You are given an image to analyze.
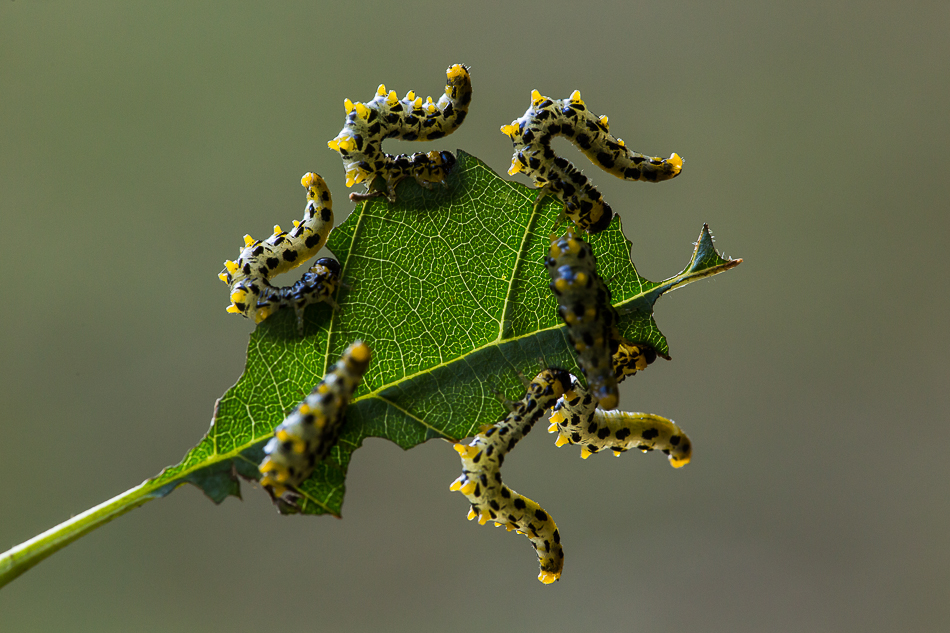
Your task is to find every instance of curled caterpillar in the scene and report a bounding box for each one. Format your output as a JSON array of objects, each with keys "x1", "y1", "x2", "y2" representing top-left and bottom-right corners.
[
  {"x1": 613, "y1": 338, "x2": 658, "y2": 380},
  {"x1": 502, "y1": 90, "x2": 683, "y2": 233},
  {"x1": 259, "y1": 341, "x2": 372, "y2": 508},
  {"x1": 548, "y1": 339, "x2": 690, "y2": 466},
  {"x1": 545, "y1": 231, "x2": 619, "y2": 410},
  {"x1": 449, "y1": 368, "x2": 572, "y2": 584},
  {"x1": 219, "y1": 172, "x2": 338, "y2": 333},
  {"x1": 327, "y1": 64, "x2": 472, "y2": 201}
]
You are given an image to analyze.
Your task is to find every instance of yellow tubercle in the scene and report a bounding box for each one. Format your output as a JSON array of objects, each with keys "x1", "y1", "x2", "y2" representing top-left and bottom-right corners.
[
  {"x1": 461, "y1": 481, "x2": 477, "y2": 496},
  {"x1": 350, "y1": 342, "x2": 372, "y2": 363},
  {"x1": 376, "y1": 84, "x2": 386, "y2": 97},
  {"x1": 613, "y1": 450, "x2": 623, "y2": 457},
  {"x1": 226, "y1": 304, "x2": 241, "y2": 314},
  {"x1": 276, "y1": 429, "x2": 290, "y2": 442},
  {"x1": 230, "y1": 289, "x2": 247, "y2": 303},
  {"x1": 405, "y1": 90, "x2": 415, "y2": 101},
  {"x1": 530, "y1": 89, "x2": 543, "y2": 105},
  {"x1": 387, "y1": 90, "x2": 398, "y2": 105},
  {"x1": 599, "y1": 115, "x2": 609, "y2": 129},
  {"x1": 554, "y1": 278, "x2": 570, "y2": 293},
  {"x1": 218, "y1": 272, "x2": 229, "y2": 283},
  {"x1": 412, "y1": 97, "x2": 423, "y2": 109},
  {"x1": 344, "y1": 98, "x2": 355, "y2": 114},
  {"x1": 555, "y1": 435, "x2": 570, "y2": 447},
  {"x1": 449, "y1": 477, "x2": 463, "y2": 492},
  {"x1": 477, "y1": 513, "x2": 490, "y2": 526},
  {"x1": 453, "y1": 443, "x2": 466, "y2": 455},
  {"x1": 617, "y1": 138, "x2": 625, "y2": 147},
  {"x1": 500, "y1": 123, "x2": 519, "y2": 138},
  {"x1": 467, "y1": 508, "x2": 477, "y2": 521},
  {"x1": 224, "y1": 260, "x2": 239, "y2": 274},
  {"x1": 253, "y1": 307, "x2": 272, "y2": 323},
  {"x1": 355, "y1": 103, "x2": 370, "y2": 120},
  {"x1": 298, "y1": 403, "x2": 311, "y2": 415},
  {"x1": 259, "y1": 459, "x2": 277, "y2": 474},
  {"x1": 569, "y1": 90, "x2": 583, "y2": 104},
  {"x1": 446, "y1": 64, "x2": 466, "y2": 81},
  {"x1": 273, "y1": 225, "x2": 282, "y2": 235},
  {"x1": 547, "y1": 423, "x2": 557, "y2": 433},
  {"x1": 580, "y1": 448, "x2": 593, "y2": 459},
  {"x1": 508, "y1": 159, "x2": 522, "y2": 176},
  {"x1": 243, "y1": 234, "x2": 255, "y2": 247}
]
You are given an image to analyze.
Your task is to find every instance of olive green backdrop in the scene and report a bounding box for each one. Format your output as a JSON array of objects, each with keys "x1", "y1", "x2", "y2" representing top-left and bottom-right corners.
[{"x1": 2, "y1": 1, "x2": 948, "y2": 631}]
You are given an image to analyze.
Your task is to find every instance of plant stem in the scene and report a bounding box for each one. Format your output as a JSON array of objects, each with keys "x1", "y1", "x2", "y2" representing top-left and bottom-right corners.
[{"x1": 0, "y1": 479, "x2": 167, "y2": 589}]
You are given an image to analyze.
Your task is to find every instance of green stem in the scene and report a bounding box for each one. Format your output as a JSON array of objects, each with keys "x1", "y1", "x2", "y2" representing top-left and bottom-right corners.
[{"x1": 0, "y1": 478, "x2": 168, "y2": 588}]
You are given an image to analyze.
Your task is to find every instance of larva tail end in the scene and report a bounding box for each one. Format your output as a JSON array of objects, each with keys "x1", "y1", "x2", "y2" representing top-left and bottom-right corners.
[
  {"x1": 538, "y1": 571, "x2": 560, "y2": 584},
  {"x1": 668, "y1": 153, "x2": 684, "y2": 175}
]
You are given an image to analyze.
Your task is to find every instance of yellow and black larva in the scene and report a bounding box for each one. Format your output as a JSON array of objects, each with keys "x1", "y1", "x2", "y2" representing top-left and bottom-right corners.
[
  {"x1": 449, "y1": 368, "x2": 572, "y2": 584},
  {"x1": 219, "y1": 172, "x2": 338, "y2": 333},
  {"x1": 547, "y1": 340, "x2": 691, "y2": 466},
  {"x1": 545, "y1": 231, "x2": 620, "y2": 410},
  {"x1": 259, "y1": 341, "x2": 372, "y2": 508},
  {"x1": 327, "y1": 64, "x2": 472, "y2": 201},
  {"x1": 502, "y1": 90, "x2": 683, "y2": 233}
]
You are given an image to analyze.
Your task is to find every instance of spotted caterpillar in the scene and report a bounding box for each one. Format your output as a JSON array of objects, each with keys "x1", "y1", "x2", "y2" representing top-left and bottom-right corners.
[
  {"x1": 502, "y1": 90, "x2": 683, "y2": 233},
  {"x1": 327, "y1": 64, "x2": 472, "y2": 201},
  {"x1": 259, "y1": 341, "x2": 372, "y2": 509},
  {"x1": 548, "y1": 340, "x2": 690, "y2": 466},
  {"x1": 545, "y1": 231, "x2": 619, "y2": 410},
  {"x1": 450, "y1": 368, "x2": 572, "y2": 584},
  {"x1": 219, "y1": 173, "x2": 338, "y2": 333}
]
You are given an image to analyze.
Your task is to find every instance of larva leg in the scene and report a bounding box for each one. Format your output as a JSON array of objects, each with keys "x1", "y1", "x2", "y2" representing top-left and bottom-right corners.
[
  {"x1": 259, "y1": 341, "x2": 372, "y2": 510},
  {"x1": 502, "y1": 89, "x2": 683, "y2": 234},
  {"x1": 328, "y1": 65, "x2": 472, "y2": 201},
  {"x1": 219, "y1": 173, "x2": 337, "y2": 330},
  {"x1": 449, "y1": 369, "x2": 572, "y2": 584},
  {"x1": 545, "y1": 232, "x2": 620, "y2": 409}
]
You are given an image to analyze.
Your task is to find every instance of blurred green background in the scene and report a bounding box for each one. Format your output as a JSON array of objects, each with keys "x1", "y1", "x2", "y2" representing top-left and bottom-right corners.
[{"x1": 2, "y1": 1, "x2": 948, "y2": 631}]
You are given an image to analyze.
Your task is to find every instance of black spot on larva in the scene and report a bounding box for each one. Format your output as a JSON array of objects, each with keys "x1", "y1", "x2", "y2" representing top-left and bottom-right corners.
[
  {"x1": 282, "y1": 250, "x2": 298, "y2": 263},
  {"x1": 266, "y1": 257, "x2": 279, "y2": 270},
  {"x1": 320, "y1": 207, "x2": 332, "y2": 222},
  {"x1": 596, "y1": 151, "x2": 615, "y2": 169},
  {"x1": 514, "y1": 498, "x2": 527, "y2": 510},
  {"x1": 489, "y1": 500, "x2": 500, "y2": 511},
  {"x1": 534, "y1": 508, "x2": 547, "y2": 522},
  {"x1": 669, "y1": 435, "x2": 681, "y2": 446},
  {"x1": 615, "y1": 427, "x2": 631, "y2": 441},
  {"x1": 500, "y1": 486, "x2": 510, "y2": 498},
  {"x1": 597, "y1": 427, "x2": 610, "y2": 440},
  {"x1": 641, "y1": 428, "x2": 660, "y2": 440},
  {"x1": 305, "y1": 233, "x2": 322, "y2": 249}
]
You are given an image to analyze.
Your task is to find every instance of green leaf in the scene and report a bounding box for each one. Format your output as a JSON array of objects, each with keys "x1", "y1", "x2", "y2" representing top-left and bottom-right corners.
[{"x1": 150, "y1": 150, "x2": 741, "y2": 516}]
